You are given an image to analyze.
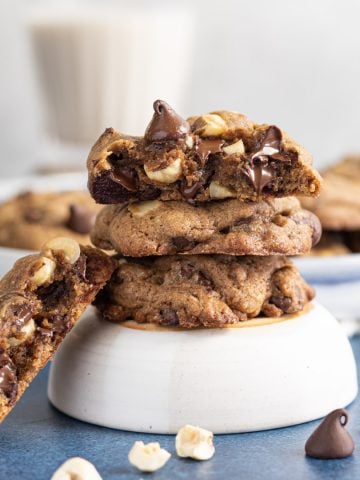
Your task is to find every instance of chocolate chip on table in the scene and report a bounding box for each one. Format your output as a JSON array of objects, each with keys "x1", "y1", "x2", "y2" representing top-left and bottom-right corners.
[
  {"x1": 67, "y1": 204, "x2": 97, "y2": 235},
  {"x1": 305, "y1": 409, "x2": 355, "y2": 459},
  {"x1": 144, "y1": 99, "x2": 190, "y2": 143}
]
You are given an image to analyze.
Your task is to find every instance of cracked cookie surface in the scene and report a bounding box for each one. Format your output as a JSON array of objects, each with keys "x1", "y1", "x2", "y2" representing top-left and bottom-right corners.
[
  {"x1": 94, "y1": 255, "x2": 314, "y2": 328},
  {"x1": 0, "y1": 239, "x2": 116, "y2": 421},
  {"x1": 0, "y1": 191, "x2": 102, "y2": 250},
  {"x1": 87, "y1": 100, "x2": 322, "y2": 204},
  {"x1": 91, "y1": 197, "x2": 321, "y2": 257}
]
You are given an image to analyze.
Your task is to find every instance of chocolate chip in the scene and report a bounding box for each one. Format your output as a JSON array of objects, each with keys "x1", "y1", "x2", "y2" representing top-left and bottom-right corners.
[
  {"x1": 242, "y1": 161, "x2": 275, "y2": 196},
  {"x1": 89, "y1": 170, "x2": 135, "y2": 204},
  {"x1": 51, "y1": 314, "x2": 71, "y2": 334},
  {"x1": 172, "y1": 236, "x2": 196, "y2": 251},
  {"x1": 0, "y1": 349, "x2": 17, "y2": 404},
  {"x1": 67, "y1": 204, "x2": 97, "y2": 235},
  {"x1": 180, "y1": 181, "x2": 202, "y2": 201},
  {"x1": 144, "y1": 100, "x2": 190, "y2": 143},
  {"x1": 269, "y1": 295, "x2": 292, "y2": 313},
  {"x1": 195, "y1": 138, "x2": 224, "y2": 163},
  {"x1": 74, "y1": 254, "x2": 87, "y2": 282},
  {"x1": 110, "y1": 167, "x2": 138, "y2": 192},
  {"x1": 12, "y1": 303, "x2": 33, "y2": 329},
  {"x1": 305, "y1": 409, "x2": 355, "y2": 459},
  {"x1": 160, "y1": 309, "x2": 179, "y2": 326}
]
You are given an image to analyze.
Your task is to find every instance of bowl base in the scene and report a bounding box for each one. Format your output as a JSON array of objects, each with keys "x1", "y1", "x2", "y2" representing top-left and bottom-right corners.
[{"x1": 48, "y1": 303, "x2": 358, "y2": 434}]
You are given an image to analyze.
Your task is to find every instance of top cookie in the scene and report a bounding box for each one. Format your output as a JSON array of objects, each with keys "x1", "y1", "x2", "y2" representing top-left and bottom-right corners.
[
  {"x1": 87, "y1": 100, "x2": 322, "y2": 204},
  {"x1": 302, "y1": 155, "x2": 360, "y2": 230}
]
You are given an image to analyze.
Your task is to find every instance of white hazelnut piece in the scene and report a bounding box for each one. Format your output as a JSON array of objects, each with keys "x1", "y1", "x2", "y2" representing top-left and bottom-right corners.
[
  {"x1": 176, "y1": 425, "x2": 215, "y2": 461},
  {"x1": 128, "y1": 200, "x2": 161, "y2": 218},
  {"x1": 209, "y1": 181, "x2": 236, "y2": 199},
  {"x1": 144, "y1": 158, "x2": 182, "y2": 184},
  {"x1": 8, "y1": 319, "x2": 36, "y2": 347},
  {"x1": 128, "y1": 441, "x2": 171, "y2": 472},
  {"x1": 223, "y1": 139, "x2": 245, "y2": 155},
  {"x1": 51, "y1": 457, "x2": 102, "y2": 480},
  {"x1": 31, "y1": 257, "x2": 56, "y2": 286},
  {"x1": 185, "y1": 135, "x2": 194, "y2": 149},
  {"x1": 200, "y1": 114, "x2": 227, "y2": 136},
  {"x1": 42, "y1": 237, "x2": 81, "y2": 264}
]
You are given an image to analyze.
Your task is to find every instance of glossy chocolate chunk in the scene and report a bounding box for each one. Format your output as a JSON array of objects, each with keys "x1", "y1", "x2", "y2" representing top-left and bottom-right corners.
[
  {"x1": 145, "y1": 100, "x2": 190, "y2": 143},
  {"x1": 305, "y1": 409, "x2": 355, "y2": 459},
  {"x1": 195, "y1": 138, "x2": 224, "y2": 162}
]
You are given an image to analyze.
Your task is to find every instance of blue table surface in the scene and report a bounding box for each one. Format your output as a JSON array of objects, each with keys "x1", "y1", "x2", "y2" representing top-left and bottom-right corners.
[{"x1": 1, "y1": 337, "x2": 360, "y2": 480}]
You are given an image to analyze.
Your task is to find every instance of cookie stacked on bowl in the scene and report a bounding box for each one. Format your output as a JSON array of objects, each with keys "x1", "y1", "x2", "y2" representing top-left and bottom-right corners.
[{"x1": 87, "y1": 101, "x2": 322, "y2": 328}]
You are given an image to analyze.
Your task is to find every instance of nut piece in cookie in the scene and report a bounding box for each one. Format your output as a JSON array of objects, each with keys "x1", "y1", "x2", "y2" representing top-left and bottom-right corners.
[
  {"x1": 87, "y1": 100, "x2": 322, "y2": 204},
  {"x1": 128, "y1": 441, "x2": 171, "y2": 472},
  {"x1": 94, "y1": 255, "x2": 314, "y2": 328},
  {"x1": 176, "y1": 425, "x2": 215, "y2": 460},
  {"x1": 0, "y1": 238, "x2": 116, "y2": 421}
]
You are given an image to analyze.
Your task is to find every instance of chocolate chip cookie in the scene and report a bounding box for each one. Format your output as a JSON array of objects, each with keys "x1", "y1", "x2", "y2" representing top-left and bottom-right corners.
[
  {"x1": 0, "y1": 191, "x2": 102, "y2": 250},
  {"x1": 87, "y1": 100, "x2": 322, "y2": 204},
  {"x1": 303, "y1": 155, "x2": 360, "y2": 253},
  {"x1": 0, "y1": 237, "x2": 116, "y2": 421},
  {"x1": 91, "y1": 197, "x2": 321, "y2": 257},
  {"x1": 94, "y1": 255, "x2": 314, "y2": 328}
]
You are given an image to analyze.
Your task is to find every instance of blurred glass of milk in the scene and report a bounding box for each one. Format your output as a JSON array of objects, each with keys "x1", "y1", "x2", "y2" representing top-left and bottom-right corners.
[{"x1": 28, "y1": 5, "x2": 195, "y2": 151}]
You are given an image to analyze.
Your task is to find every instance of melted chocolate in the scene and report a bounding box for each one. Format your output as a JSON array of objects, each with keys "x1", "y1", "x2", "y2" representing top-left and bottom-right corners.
[
  {"x1": 0, "y1": 349, "x2": 17, "y2": 403},
  {"x1": 179, "y1": 181, "x2": 203, "y2": 200},
  {"x1": 144, "y1": 100, "x2": 190, "y2": 143},
  {"x1": 242, "y1": 160, "x2": 275, "y2": 196},
  {"x1": 109, "y1": 168, "x2": 138, "y2": 192},
  {"x1": 305, "y1": 409, "x2": 355, "y2": 459},
  {"x1": 67, "y1": 204, "x2": 97, "y2": 235},
  {"x1": 195, "y1": 138, "x2": 224, "y2": 162},
  {"x1": 12, "y1": 303, "x2": 33, "y2": 329},
  {"x1": 243, "y1": 125, "x2": 292, "y2": 195}
]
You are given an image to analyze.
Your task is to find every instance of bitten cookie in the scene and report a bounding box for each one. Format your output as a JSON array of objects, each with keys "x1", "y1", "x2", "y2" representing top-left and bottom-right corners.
[
  {"x1": 0, "y1": 237, "x2": 116, "y2": 421},
  {"x1": 87, "y1": 100, "x2": 322, "y2": 204},
  {"x1": 0, "y1": 191, "x2": 102, "y2": 250},
  {"x1": 94, "y1": 255, "x2": 314, "y2": 328},
  {"x1": 91, "y1": 197, "x2": 321, "y2": 257}
]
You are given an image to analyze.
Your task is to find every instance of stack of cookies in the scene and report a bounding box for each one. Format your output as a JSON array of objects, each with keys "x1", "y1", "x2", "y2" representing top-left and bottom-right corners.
[{"x1": 87, "y1": 101, "x2": 322, "y2": 328}]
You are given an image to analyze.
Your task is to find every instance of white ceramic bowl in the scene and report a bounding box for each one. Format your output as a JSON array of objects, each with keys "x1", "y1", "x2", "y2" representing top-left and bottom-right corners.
[{"x1": 48, "y1": 302, "x2": 357, "y2": 434}]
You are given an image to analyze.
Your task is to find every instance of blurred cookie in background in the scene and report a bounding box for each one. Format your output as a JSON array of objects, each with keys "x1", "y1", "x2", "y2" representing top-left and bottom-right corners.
[
  {"x1": 0, "y1": 191, "x2": 102, "y2": 250},
  {"x1": 303, "y1": 155, "x2": 360, "y2": 255}
]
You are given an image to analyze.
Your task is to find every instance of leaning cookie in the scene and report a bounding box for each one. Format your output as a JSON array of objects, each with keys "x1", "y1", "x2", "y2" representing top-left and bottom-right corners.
[
  {"x1": 87, "y1": 100, "x2": 322, "y2": 204},
  {"x1": 0, "y1": 237, "x2": 116, "y2": 422},
  {"x1": 91, "y1": 197, "x2": 321, "y2": 257},
  {"x1": 0, "y1": 191, "x2": 102, "y2": 250},
  {"x1": 94, "y1": 255, "x2": 314, "y2": 328}
]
